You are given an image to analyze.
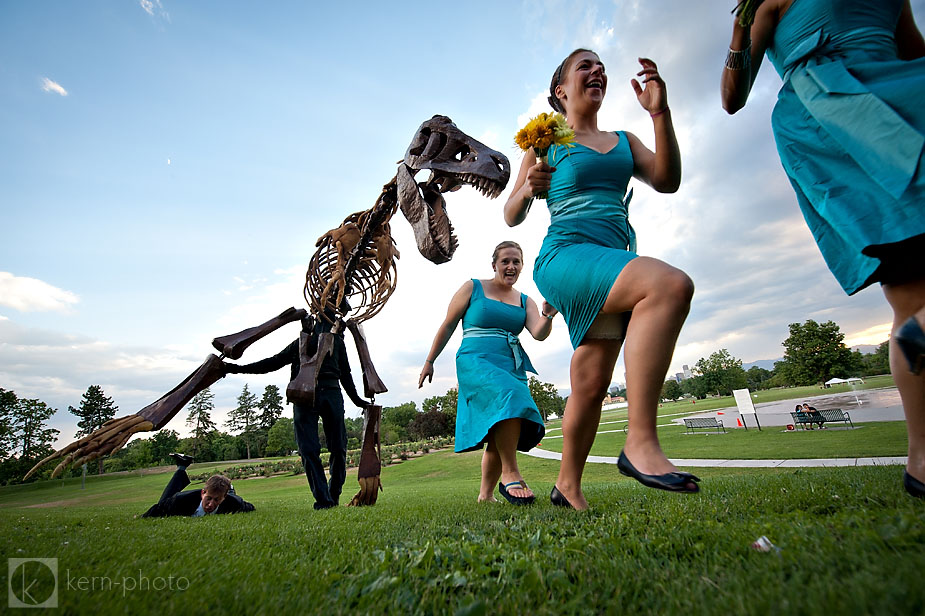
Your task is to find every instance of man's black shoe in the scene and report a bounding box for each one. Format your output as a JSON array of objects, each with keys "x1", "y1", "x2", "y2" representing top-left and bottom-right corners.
[{"x1": 169, "y1": 452, "x2": 194, "y2": 467}]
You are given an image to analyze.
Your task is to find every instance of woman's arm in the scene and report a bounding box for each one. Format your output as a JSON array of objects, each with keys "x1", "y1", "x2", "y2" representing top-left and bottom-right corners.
[
  {"x1": 524, "y1": 297, "x2": 557, "y2": 340},
  {"x1": 503, "y1": 150, "x2": 554, "y2": 227},
  {"x1": 418, "y1": 281, "x2": 473, "y2": 387},
  {"x1": 896, "y1": 0, "x2": 925, "y2": 60},
  {"x1": 721, "y1": 1, "x2": 780, "y2": 113}
]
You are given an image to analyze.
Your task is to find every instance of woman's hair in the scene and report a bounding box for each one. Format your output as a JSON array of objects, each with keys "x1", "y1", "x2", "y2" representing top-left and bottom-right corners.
[
  {"x1": 548, "y1": 48, "x2": 597, "y2": 114},
  {"x1": 492, "y1": 241, "x2": 523, "y2": 264}
]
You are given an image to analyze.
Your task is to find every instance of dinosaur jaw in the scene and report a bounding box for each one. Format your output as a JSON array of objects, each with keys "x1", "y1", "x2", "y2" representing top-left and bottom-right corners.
[{"x1": 397, "y1": 164, "x2": 458, "y2": 264}]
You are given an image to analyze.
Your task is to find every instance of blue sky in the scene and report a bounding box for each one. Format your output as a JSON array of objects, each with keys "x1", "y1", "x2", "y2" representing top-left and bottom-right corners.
[{"x1": 2, "y1": 0, "x2": 921, "y2": 446}]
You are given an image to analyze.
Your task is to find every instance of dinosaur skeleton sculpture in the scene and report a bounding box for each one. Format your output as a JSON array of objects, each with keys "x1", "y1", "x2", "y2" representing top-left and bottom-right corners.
[{"x1": 26, "y1": 116, "x2": 511, "y2": 506}]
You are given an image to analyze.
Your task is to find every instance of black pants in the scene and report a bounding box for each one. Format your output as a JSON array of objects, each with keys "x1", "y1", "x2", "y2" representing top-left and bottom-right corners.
[
  {"x1": 294, "y1": 387, "x2": 347, "y2": 509},
  {"x1": 158, "y1": 468, "x2": 190, "y2": 504}
]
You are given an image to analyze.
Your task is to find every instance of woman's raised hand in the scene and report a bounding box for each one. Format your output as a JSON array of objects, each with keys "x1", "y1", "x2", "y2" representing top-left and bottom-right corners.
[{"x1": 630, "y1": 57, "x2": 668, "y2": 115}]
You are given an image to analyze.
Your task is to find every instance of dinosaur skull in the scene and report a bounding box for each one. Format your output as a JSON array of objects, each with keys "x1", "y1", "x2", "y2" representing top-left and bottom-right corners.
[{"x1": 397, "y1": 115, "x2": 510, "y2": 264}]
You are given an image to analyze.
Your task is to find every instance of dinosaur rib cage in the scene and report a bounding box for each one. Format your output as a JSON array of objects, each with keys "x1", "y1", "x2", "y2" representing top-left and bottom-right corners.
[{"x1": 304, "y1": 197, "x2": 400, "y2": 326}]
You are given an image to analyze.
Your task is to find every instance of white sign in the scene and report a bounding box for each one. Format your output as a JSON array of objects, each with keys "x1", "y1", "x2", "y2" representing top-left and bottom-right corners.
[{"x1": 733, "y1": 388, "x2": 756, "y2": 416}]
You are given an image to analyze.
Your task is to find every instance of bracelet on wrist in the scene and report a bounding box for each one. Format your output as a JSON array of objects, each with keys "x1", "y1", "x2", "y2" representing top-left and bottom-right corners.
[
  {"x1": 424, "y1": 359, "x2": 434, "y2": 364},
  {"x1": 725, "y1": 44, "x2": 752, "y2": 70},
  {"x1": 650, "y1": 107, "x2": 669, "y2": 118},
  {"x1": 542, "y1": 312, "x2": 555, "y2": 320}
]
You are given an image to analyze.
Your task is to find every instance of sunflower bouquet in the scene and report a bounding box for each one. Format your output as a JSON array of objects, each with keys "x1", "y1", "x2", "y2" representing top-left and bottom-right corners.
[
  {"x1": 515, "y1": 112, "x2": 574, "y2": 198},
  {"x1": 732, "y1": 0, "x2": 764, "y2": 27}
]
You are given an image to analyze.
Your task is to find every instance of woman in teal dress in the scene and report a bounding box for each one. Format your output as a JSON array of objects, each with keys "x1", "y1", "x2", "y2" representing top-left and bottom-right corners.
[
  {"x1": 721, "y1": 0, "x2": 925, "y2": 498},
  {"x1": 505, "y1": 50, "x2": 698, "y2": 510},
  {"x1": 418, "y1": 241, "x2": 555, "y2": 504}
]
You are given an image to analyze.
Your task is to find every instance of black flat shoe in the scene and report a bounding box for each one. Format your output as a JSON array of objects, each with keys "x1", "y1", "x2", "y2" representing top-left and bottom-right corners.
[
  {"x1": 550, "y1": 485, "x2": 576, "y2": 509},
  {"x1": 895, "y1": 316, "x2": 925, "y2": 375},
  {"x1": 904, "y1": 470, "x2": 925, "y2": 498},
  {"x1": 499, "y1": 481, "x2": 535, "y2": 505},
  {"x1": 169, "y1": 452, "x2": 194, "y2": 467},
  {"x1": 617, "y1": 450, "x2": 700, "y2": 493}
]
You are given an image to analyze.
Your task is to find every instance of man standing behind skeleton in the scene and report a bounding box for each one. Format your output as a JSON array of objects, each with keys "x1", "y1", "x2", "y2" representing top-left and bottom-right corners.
[{"x1": 225, "y1": 315, "x2": 370, "y2": 509}]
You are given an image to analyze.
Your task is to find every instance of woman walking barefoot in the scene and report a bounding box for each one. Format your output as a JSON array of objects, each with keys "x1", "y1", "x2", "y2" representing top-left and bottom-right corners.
[{"x1": 505, "y1": 49, "x2": 697, "y2": 510}]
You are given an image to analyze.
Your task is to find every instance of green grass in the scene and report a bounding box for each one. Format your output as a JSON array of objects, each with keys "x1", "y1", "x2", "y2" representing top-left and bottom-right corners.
[
  {"x1": 544, "y1": 375, "x2": 897, "y2": 432},
  {"x1": 538, "y1": 421, "x2": 909, "y2": 459},
  {"x1": 2, "y1": 448, "x2": 923, "y2": 615}
]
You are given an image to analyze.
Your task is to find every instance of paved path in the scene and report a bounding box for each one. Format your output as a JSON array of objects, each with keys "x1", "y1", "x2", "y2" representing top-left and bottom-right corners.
[{"x1": 523, "y1": 447, "x2": 907, "y2": 468}]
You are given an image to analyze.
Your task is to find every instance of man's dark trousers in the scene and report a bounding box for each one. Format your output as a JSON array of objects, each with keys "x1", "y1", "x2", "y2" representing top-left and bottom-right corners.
[
  {"x1": 294, "y1": 382, "x2": 348, "y2": 510},
  {"x1": 159, "y1": 468, "x2": 191, "y2": 504}
]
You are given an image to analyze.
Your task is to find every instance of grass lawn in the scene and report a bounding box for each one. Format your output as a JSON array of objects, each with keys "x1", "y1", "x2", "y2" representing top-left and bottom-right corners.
[
  {"x1": 2, "y1": 447, "x2": 923, "y2": 615},
  {"x1": 537, "y1": 421, "x2": 909, "y2": 459}
]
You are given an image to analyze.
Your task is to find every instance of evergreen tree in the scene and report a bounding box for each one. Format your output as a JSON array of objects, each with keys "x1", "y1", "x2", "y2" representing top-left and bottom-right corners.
[
  {"x1": 257, "y1": 385, "x2": 284, "y2": 430},
  {"x1": 226, "y1": 384, "x2": 258, "y2": 459},
  {"x1": 12, "y1": 398, "x2": 59, "y2": 461},
  {"x1": 69, "y1": 385, "x2": 118, "y2": 473},
  {"x1": 186, "y1": 388, "x2": 217, "y2": 457},
  {"x1": 0, "y1": 388, "x2": 17, "y2": 460}
]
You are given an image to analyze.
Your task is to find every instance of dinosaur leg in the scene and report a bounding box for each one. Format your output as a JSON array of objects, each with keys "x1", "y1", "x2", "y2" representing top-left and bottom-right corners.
[
  {"x1": 348, "y1": 404, "x2": 382, "y2": 507},
  {"x1": 345, "y1": 320, "x2": 388, "y2": 398},
  {"x1": 286, "y1": 332, "x2": 335, "y2": 408}
]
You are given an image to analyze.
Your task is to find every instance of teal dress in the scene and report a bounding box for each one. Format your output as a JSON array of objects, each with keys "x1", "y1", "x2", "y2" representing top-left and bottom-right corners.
[
  {"x1": 454, "y1": 279, "x2": 545, "y2": 453},
  {"x1": 766, "y1": 0, "x2": 925, "y2": 294},
  {"x1": 534, "y1": 131, "x2": 637, "y2": 349}
]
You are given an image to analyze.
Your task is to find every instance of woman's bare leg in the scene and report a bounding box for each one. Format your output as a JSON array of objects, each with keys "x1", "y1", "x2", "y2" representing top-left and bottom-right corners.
[
  {"x1": 479, "y1": 436, "x2": 501, "y2": 502},
  {"x1": 602, "y1": 257, "x2": 694, "y2": 477},
  {"x1": 493, "y1": 418, "x2": 534, "y2": 499},
  {"x1": 555, "y1": 339, "x2": 621, "y2": 510},
  {"x1": 882, "y1": 280, "x2": 925, "y2": 484}
]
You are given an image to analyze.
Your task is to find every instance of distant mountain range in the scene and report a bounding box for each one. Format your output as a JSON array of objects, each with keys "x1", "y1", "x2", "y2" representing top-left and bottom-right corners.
[{"x1": 743, "y1": 345, "x2": 878, "y2": 371}]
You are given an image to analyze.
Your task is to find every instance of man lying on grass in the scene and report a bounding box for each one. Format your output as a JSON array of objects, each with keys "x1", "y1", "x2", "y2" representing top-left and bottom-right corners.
[{"x1": 141, "y1": 453, "x2": 255, "y2": 518}]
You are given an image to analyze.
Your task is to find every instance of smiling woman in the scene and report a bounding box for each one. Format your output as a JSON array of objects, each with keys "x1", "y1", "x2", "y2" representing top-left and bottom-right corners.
[{"x1": 417, "y1": 241, "x2": 556, "y2": 505}]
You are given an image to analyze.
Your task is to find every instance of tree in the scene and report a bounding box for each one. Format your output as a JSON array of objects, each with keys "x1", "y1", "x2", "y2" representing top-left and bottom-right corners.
[
  {"x1": 265, "y1": 417, "x2": 296, "y2": 456},
  {"x1": 150, "y1": 430, "x2": 181, "y2": 465},
  {"x1": 408, "y1": 410, "x2": 453, "y2": 440},
  {"x1": 858, "y1": 340, "x2": 890, "y2": 376},
  {"x1": 257, "y1": 385, "x2": 284, "y2": 429},
  {"x1": 422, "y1": 389, "x2": 458, "y2": 430},
  {"x1": 11, "y1": 397, "x2": 59, "y2": 462},
  {"x1": 226, "y1": 384, "x2": 259, "y2": 459},
  {"x1": 68, "y1": 385, "x2": 118, "y2": 474},
  {"x1": 0, "y1": 388, "x2": 16, "y2": 460},
  {"x1": 381, "y1": 402, "x2": 418, "y2": 444},
  {"x1": 745, "y1": 366, "x2": 773, "y2": 391},
  {"x1": 693, "y1": 349, "x2": 747, "y2": 396},
  {"x1": 778, "y1": 320, "x2": 856, "y2": 385},
  {"x1": 661, "y1": 379, "x2": 683, "y2": 401},
  {"x1": 254, "y1": 385, "x2": 284, "y2": 456},
  {"x1": 528, "y1": 377, "x2": 565, "y2": 420},
  {"x1": 186, "y1": 388, "x2": 217, "y2": 457}
]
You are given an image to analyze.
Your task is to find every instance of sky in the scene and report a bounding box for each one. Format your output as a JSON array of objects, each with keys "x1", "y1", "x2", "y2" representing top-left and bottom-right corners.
[{"x1": 2, "y1": 0, "x2": 922, "y2": 447}]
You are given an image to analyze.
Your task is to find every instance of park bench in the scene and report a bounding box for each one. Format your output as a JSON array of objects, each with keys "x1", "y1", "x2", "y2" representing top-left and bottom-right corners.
[
  {"x1": 790, "y1": 411, "x2": 824, "y2": 430},
  {"x1": 683, "y1": 417, "x2": 725, "y2": 434},
  {"x1": 819, "y1": 408, "x2": 854, "y2": 428}
]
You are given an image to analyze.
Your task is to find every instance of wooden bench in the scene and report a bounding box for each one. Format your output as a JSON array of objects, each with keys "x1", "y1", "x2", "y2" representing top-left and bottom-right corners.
[
  {"x1": 819, "y1": 408, "x2": 854, "y2": 428},
  {"x1": 790, "y1": 411, "x2": 825, "y2": 430},
  {"x1": 683, "y1": 417, "x2": 725, "y2": 434}
]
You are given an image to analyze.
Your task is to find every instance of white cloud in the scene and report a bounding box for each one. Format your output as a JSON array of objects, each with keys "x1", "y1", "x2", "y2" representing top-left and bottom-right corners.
[
  {"x1": 139, "y1": 0, "x2": 169, "y2": 21},
  {"x1": 0, "y1": 272, "x2": 79, "y2": 313},
  {"x1": 40, "y1": 77, "x2": 67, "y2": 96}
]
